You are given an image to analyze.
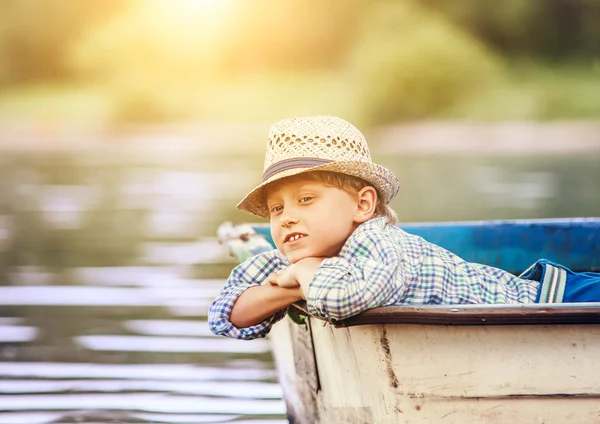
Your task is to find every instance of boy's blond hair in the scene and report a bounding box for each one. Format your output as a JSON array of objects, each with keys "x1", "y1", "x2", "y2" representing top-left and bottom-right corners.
[{"x1": 266, "y1": 171, "x2": 399, "y2": 225}]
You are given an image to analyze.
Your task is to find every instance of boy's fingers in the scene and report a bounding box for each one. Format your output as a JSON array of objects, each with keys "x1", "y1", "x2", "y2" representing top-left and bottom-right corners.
[
  {"x1": 267, "y1": 273, "x2": 279, "y2": 285},
  {"x1": 267, "y1": 269, "x2": 300, "y2": 288}
]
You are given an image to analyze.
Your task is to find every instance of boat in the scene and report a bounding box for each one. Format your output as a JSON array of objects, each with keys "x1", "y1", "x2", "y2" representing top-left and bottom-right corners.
[{"x1": 219, "y1": 218, "x2": 600, "y2": 424}]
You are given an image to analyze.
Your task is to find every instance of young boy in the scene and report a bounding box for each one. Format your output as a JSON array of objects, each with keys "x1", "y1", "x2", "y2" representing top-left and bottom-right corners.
[{"x1": 209, "y1": 116, "x2": 600, "y2": 340}]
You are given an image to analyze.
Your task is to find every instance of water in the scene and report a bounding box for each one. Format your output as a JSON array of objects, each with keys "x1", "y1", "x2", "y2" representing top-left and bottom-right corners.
[
  {"x1": 0, "y1": 265, "x2": 287, "y2": 423},
  {"x1": 0, "y1": 149, "x2": 286, "y2": 423}
]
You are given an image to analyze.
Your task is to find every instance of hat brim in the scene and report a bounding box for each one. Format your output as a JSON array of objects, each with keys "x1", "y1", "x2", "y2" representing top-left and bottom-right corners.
[{"x1": 237, "y1": 161, "x2": 399, "y2": 218}]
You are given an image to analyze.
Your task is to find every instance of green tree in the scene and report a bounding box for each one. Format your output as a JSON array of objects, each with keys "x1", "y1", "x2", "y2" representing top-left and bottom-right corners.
[
  {"x1": 421, "y1": 0, "x2": 600, "y2": 59},
  {"x1": 351, "y1": 1, "x2": 504, "y2": 124}
]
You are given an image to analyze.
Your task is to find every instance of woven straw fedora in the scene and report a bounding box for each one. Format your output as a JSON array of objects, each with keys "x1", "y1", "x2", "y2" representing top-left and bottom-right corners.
[{"x1": 237, "y1": 116, "x2": 399, "y2": 218}]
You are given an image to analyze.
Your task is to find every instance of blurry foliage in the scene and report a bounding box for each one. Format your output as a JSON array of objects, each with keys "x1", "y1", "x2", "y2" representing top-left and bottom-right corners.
[
  {"x1": 0, "y1": 0, "x2": 128, "y2": 85},
  {"x1": 507, "y1": 64, "x2": 600, "y2": 120},
  {"x1": 421, "y1": 0, "x2": 600, "y2": 59},
  {"x1": 0, "y1": 0, "x2": 599, "y2": 124},
  {"x1": 350, "y1": 2, "x2": 505, "y2": 124},
  {"x1": 446, "y1": 62, "x2": 600, "y2": 121}
]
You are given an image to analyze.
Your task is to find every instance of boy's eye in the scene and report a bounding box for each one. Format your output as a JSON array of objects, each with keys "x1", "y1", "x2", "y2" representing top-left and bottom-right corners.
[
  {"x1": 299, "y1": 196, "x2": 313, "y2": 203},
  {"x1": 270, "y1": 205, "x2": 283, "y2": 214}
]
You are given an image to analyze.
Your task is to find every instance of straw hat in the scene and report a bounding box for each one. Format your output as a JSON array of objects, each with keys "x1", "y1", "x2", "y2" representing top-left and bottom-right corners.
[{"x1": 237, "y1": 116, "x2": 399, "y2": 218}]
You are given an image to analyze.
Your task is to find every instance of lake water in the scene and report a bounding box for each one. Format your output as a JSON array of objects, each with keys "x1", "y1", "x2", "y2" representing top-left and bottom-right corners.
[
  {"x1": 0, "y1": 267, "x2": 287, "y2": 424},
  {"x1": 0, "y1": 136, "x2": 598, "y2": 423},
  {"x1": 0, "y1": 148, "x2": 287, "y2": 423}
]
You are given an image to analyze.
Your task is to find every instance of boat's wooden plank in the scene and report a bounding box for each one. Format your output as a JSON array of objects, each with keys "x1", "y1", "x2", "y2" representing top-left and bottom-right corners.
[
  {"x1": 314, "y1": 397, "x2": 600, "y2": 424},
  {"x1": 306, "y1": 319, "x2": 600, "y2": 423},
  {"x1": 253, "y1": 218, "x2": 600, "y2": 273},
  {"x1": 374, "y1": 324, "x2": 600, "y2": 397},
  {"x1": 269, "y1": 319, "x2": 318, "y2": 424}
]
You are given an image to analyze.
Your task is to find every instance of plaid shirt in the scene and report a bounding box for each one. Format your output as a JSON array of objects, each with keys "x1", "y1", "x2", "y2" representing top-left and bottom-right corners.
[{"x1": 209, "y1": 217, "x2": 539, "y2": 340}]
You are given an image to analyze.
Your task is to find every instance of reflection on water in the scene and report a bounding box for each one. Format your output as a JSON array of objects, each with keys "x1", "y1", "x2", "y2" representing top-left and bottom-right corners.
[
  {"x1": 0, "y1": 394, "x2": 285, "y2": 415},
  {"x1": 1, "y1": 286, "x2": 218, "y2": 308},
  {"x1": 0, "y1": 380, "x2": 282, "y2": 399},
  {"x1": 0, "y1": 150, "x2": 286, "y2": 422},
  {"x1": 76, "y1": 335, "x2": 271, "y2": 354},
  {"x1": 122, "y1": 319, "x2": 217, "y2": 337},
  {"x1": 0, "y1": 323, "x2": 37, "y2": 342},
  {"x1": 0, "y1": 363, "x2": 276, "y2": 381},
  {"x1": 0, "y1": 275, "x2": 285, "y2": 422},
  {"x1": 0, "y1": 415, "x2": 285, "y2": 424},
  {"x1": 0, "y1": 272, "x2": 285, "y2": 422}
]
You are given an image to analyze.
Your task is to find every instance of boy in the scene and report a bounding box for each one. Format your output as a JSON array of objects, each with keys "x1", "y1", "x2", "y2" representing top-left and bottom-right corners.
[{"x1": 209, "y1": 116, "x2": 600, "y2": 340}]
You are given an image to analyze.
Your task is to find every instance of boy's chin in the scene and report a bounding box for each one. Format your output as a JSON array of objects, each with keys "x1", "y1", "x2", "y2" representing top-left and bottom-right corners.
[
  {"x1": 286, "y1": 250, "x2": 329, "y2": 264},
  {"x1": 285, "y1": 251, "x2": 313, "y2": 264},
  {"x1": 286, "y1": 254, "x2": 305, "y2": 264}
]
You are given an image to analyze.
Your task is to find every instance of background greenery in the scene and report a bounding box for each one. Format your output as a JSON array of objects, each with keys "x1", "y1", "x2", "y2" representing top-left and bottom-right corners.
[{"x1": 1, "y1": 0, "x2": 599, "y2": 127}]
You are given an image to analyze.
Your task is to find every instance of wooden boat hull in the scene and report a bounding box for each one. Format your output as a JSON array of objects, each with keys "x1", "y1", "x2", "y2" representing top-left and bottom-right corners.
[{"x1": 270, "y1": 314, "x2": 600, "y2": 423}]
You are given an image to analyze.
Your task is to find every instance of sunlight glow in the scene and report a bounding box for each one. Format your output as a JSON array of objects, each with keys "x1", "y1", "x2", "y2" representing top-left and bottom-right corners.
[{"x1": 152, "y1": 0, "x2": 237, "y2": 21}]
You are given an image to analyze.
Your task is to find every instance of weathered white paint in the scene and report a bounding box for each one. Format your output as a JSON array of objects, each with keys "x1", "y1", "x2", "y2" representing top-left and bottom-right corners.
[
  {"x1": 270, "y1": 318, "x2": 317, "y2": 423},
  {"x1": 270, "y1": 317, "x2": 600, "y2": 423}
]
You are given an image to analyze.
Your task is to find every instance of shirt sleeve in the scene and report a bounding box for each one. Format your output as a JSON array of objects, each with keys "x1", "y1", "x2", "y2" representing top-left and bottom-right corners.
[
  {"x1": 305, "y1": 227, "x2": 404, "y2": 321},
  {"x1": 208, "y1": 250, "x2": 290, "y2": 340}
]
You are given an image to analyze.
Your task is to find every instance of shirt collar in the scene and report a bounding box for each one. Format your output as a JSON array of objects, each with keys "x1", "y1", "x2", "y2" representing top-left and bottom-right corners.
[
  {"x1": 339, "y1": 216, "x2": 389, "y2": 256},
  {"x1": 355, "y1": 216, "x2": 389, "y2": 234}
]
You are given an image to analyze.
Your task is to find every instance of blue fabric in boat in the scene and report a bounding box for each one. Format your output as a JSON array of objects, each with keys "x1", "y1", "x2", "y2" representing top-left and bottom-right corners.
[{"x1": 520, "y1": 259, "x2": 600, "y2": 303}]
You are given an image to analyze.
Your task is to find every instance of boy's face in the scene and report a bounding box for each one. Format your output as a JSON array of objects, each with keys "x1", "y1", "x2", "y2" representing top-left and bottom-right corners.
[{"x1": 266, "y1": 177, "x2": 360, "y2": 264}]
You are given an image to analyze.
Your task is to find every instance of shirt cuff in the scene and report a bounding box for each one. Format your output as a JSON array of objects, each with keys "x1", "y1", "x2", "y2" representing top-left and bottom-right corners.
[{"x1": 208, "y1": 284, "x2": 284, "y2": 340}]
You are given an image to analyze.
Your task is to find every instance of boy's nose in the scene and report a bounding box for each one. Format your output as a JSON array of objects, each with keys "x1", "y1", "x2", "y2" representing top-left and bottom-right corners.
[{"x1": 281, "y1": 215, "x2": 299, "y2": 227}]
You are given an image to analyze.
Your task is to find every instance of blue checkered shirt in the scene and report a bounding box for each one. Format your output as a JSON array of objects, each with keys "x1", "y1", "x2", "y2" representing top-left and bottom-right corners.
[{"x1": 209, "y1": 217, "x2": 539, "y2": 340}]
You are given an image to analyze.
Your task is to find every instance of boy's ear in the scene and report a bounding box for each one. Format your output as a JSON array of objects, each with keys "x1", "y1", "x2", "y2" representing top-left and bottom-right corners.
[{"x1": 353, "y1": 186, "x2": 377, "y2": 223}]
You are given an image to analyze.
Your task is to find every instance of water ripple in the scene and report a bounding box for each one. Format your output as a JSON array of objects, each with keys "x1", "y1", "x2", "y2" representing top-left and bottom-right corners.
[
  {"x1": 0, "y1": 379, "x2": 282, "y2": 398},
  {"x1": 76, "y1": 335, "x2": 271, "y2": 354},
  {"x1": 0, "y1": 362, "x2": 276, "y2": 381},
  {"x1": 0, "y1": 393, "x2": 287, "y2": 415}
]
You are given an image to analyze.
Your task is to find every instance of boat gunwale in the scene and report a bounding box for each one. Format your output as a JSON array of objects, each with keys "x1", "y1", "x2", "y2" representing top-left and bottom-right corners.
[{"x1": 289, "y1": 302, "x2": 600, "y2": 327}]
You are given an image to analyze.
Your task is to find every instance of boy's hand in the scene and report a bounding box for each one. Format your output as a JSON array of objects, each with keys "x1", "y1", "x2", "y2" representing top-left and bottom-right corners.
[
  {"x1": 268, "y1": 257, "x2": 326, "y2": 299},
  {"x1": 268, "y1": 266, "x2": 299, "y2": 288},
  {"x1": 293, "y1": 257, "x2": 325, "y2": 296}
]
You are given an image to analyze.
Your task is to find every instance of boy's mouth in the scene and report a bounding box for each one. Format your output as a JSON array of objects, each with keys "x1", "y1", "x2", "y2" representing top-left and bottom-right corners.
[{"x1": 284, "y1": 233, "x2": 307, "y2": 244}]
